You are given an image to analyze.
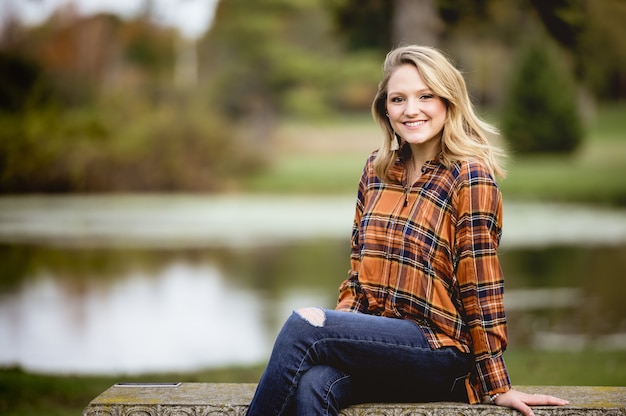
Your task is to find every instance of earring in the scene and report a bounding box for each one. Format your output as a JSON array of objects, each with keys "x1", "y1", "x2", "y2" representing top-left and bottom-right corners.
[{"x1": 390, "y1": 133, "x2": 400, "y2": 151}]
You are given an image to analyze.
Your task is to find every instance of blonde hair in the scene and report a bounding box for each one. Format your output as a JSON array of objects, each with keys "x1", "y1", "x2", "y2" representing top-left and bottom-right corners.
[{"x1": 372, "y1": 45, "x2": 506, "y2": 181}]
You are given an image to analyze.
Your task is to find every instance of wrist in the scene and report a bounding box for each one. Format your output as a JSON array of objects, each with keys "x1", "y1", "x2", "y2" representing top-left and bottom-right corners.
[
  {"x1": 483, "y1": 388, "x2": 511, "y2": 405},
  {"x1": 487, "y1": 393, "x2": 501, "y2": 404},
  {"x1": 483, "y1": 393, "x2": 502, "y2": 404}
]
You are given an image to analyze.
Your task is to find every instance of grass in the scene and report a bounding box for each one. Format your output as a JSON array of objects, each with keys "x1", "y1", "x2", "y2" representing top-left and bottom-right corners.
[
  {"x1": 0, "y1": 364, "x2": 265, "y2": 416},
  {"x1": 2, "y1": 349, "x2": 625, "y2": 415},
  {"x1": 501, "y1": 103, "x2": 626, "y2": 205},
  {"x1": 244, "y1": 103, "x2": 626, "y2": 206},
  {"x1": 504, "y1": 348, "x2": 626, "y2": 387}
]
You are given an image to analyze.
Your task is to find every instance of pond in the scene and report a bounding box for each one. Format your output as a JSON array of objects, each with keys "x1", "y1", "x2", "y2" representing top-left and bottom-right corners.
[{"x1": 1, "y1": 195, "x2": 625, "y2": 375}]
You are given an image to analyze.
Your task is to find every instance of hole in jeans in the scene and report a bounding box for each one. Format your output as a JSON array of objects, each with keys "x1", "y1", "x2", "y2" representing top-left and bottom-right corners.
[{"x1": 295, "y1": 307, "x2": 326, "y2": 327}]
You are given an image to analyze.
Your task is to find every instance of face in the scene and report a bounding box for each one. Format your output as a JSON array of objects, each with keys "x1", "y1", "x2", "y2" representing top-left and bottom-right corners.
[{"x1": 386, "y1": 64, "x2": 447, "y2": 155}]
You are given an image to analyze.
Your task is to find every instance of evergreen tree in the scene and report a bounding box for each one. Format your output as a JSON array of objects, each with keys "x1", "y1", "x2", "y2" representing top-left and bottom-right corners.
[{"x1": 501, "y1": 35, "x2": 584, "y2": 154}]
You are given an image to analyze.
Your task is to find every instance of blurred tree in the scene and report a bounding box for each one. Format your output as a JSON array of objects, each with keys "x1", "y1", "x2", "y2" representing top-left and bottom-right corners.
[
  {"x1": 1, "y1": 5, "x2": 178, "y2": 106},
  {"x1": 391, "y1": 0, "x2": 443, "y2": 47},
  {"x1": 0, "y1": 51, "x2": 56, "y2": 112},
  {"x1": 526, "y1": 0, "x2": 626, "y2": 99},
  {"x1": 329, "y1": 0, "x2": 441, "y2": 48},
  {"x1": 198, "y1": 0, "x2": 381, "y2": 140},
  {"x1": 0, "y1": 3, "x2": 262, "y2": 193},
  {"x1": 578, "y1": 0, "x2": 626, "y2": 99},
  {"x1": 437, "y1": 0, "x2": 490, "y2": 26},
  {"x1": 119, "y1": 15, "x2": 176, "y2": 82},
  {"x1": 327, "y1": 0, "x2": 392, "y2": 50},
  {"x1": 8, "y1": 5, "x2": 115, "y2": 105},
  {"x1": 527, "y1": 0, "x2": 585, "y2": 50},
  {"x1": 4, "y1": 0, "x2": 624, "y2": 193},
  {"x1": 501, "y1": 34, "x2": 584, "y2": 154},
  {"x1": 330, "y1": 0, "x2": 626, "y2": 102}
]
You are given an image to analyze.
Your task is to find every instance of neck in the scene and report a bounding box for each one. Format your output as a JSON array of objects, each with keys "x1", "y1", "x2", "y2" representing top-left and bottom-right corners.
[
  {"x1": 404, "y1": 141, "x2": 440, "y2": 184},
  {"x1": 407, "y1": 141, "x2": 440, "y2": 167}
]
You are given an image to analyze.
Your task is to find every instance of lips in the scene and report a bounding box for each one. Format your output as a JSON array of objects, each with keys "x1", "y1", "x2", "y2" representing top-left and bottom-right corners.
[{"x1": 404, "y1": 120, "x2": 426, "y2": 127}]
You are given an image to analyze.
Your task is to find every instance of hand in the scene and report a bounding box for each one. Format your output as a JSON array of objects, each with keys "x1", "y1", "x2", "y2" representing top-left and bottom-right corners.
[{"x1": 493, "y1": 389, "x2": 569, "y2": 416}]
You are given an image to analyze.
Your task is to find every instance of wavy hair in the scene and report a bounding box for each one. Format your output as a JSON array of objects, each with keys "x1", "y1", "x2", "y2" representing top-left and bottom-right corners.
[{"x1": 372, "y1": 45, "x2": 506, "y2": 181}]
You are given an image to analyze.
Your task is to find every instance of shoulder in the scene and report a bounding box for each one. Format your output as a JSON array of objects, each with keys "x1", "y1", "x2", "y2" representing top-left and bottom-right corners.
[
  {"x1": 362, "y1": 149, "x2": 398, "y2": 182},
  {"x1": 449, "y1": 160, "x2": 501, "y2": 209},
  {"x1": 360, "y1": 150, "x2": 378, "y2": 177},
  {"x1": 450, "y1": 161, "x2": 503, "y2": 226},
  {"x1": 452, "y1": 159, "x2": 498, "y2": 186},
  {"x1": 366, "y1": 149, "x2": 379, "y2": 166},
  {"x1": 357, "y1": 150, "x2": 381, "y2": 190}
]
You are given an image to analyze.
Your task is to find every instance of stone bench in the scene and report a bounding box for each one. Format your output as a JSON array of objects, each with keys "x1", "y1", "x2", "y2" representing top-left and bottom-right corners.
[{"x1": 82, "y1": 382, "x2": 626, "y2": 415}]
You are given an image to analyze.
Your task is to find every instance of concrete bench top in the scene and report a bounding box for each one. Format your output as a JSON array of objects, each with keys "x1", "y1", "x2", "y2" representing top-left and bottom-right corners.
[{"x1": 82, "y1": 382, "x2": 626, "y2": 415}]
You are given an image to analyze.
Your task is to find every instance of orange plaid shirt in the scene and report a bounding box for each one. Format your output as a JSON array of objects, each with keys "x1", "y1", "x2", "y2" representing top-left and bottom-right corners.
[{"x1": 336, "y1": 151, "x2": 511, "y2": 403}]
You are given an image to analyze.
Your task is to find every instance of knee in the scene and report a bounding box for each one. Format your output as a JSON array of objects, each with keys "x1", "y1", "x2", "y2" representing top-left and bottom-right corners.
[
  {"x1": 273, "y1": 307, "x2": 326, "y2": 349},
  {"x1": 295, "y1": 306, "x2": 326, "y2": 327}
]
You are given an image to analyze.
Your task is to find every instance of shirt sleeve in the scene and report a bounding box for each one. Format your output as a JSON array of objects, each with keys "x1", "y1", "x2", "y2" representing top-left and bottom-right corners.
[
  {"x1": 336, "y1": 158, "x2": 370, "y2": 313},
  {"x1": 454, "y1": 161, "x2": 511, "y2": 399}
]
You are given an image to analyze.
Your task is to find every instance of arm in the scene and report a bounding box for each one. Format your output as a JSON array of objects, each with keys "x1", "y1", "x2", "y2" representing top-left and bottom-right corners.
[
  {"x1": 455, "y1": 162, "x2": 568, "y2": 414},
  {"x1": 455, "y1": 162, "x2": 510, "y2": 400}
]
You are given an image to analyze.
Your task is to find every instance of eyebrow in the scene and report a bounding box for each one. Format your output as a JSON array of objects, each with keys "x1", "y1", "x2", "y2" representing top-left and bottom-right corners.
[{"x1": 387, "y1": 88, "x2": 433, "y2": 96}]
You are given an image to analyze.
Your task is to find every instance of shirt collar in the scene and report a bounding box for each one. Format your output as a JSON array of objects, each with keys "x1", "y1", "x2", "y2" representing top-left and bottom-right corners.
[{"x1": 388, "y1": 147, "x2": 445, "y2": 183}]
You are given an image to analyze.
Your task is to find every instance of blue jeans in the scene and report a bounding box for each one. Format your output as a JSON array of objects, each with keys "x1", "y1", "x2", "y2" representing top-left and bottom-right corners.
[{"x1": 246, "y1": 308, "x2": 473, "y2": 416}]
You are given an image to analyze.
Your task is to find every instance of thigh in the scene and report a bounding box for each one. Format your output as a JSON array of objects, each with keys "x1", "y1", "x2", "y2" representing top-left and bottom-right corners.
[
  {"x1": 307, "y1": 308, "x2": 430, "y2": 349},
  {"x1": 298, "y1": 310, "x2": 469, "y2": 380},
  {"x1": 298, "y1": 309, "x2": 471, "y2": 393}
]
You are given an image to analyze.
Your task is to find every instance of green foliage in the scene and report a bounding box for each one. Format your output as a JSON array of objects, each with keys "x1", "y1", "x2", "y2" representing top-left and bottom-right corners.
[
  {"x1": 327, "y1": 0, "x2": 392, "y2": 51},
  {"x1": 0, "y1": 99, "x2": 264, "y2": 193},
  {"x1": 2, "y1": 0, "x2": 624, "y2": 193},
  {"x1": 0, "y1": 107, "x2": 108, "y2": 192},
  {"x1": 122, "y1": 18, "x2": 176, "y2": 78},
  {"x1": 437, "y1": 0, "x2": 490, "y2": 26},
  {"x1": 199, "y1": 0, "x2": 381, "y2": 123},
  {"x1": 527, "y1": 0, "x2": 585, "y2": 50},
  {"x1": 501, "y1": 35, "x2": 584, "y2": 154},
  {"x1": 578, "y1": 0, "x2": 626, "y2": 99},
  {"x1": 0, "y1": 52, "x2": 56, "y2": 112}
]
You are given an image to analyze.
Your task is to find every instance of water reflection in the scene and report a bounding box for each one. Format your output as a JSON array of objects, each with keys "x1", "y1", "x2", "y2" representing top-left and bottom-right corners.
[
  {"x1": 0, "y1": 258, "x2": 269, "y2": 374},
  {"x1": 1, "y1": 196, "x2": 626, "y2": 375},
  {"x1": 1, "y1": 242, "x2": 625, "y2": 375},
  {"x1": 0, "y1": 242, "x2": 345, "y2": 375}
]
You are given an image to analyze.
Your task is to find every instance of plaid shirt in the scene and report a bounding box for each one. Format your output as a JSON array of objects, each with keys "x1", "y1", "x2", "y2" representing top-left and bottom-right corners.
[{"x1": 336, "y1": 151, "x2": 511, "y2": 403}]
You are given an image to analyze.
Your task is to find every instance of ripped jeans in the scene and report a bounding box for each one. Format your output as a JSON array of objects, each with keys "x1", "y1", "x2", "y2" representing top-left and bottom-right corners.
[{"x1": 246, "y1": 308, "x2": 473, "y2": 416}]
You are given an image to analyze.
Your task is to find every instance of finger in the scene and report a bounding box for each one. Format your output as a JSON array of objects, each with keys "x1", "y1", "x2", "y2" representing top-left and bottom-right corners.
[
  {"x1": 495, "y1": 394, "x2": 535, "y2": 416},
  {"x1": 512, "y1": 400, "x2": 535, "y2": 416},
  {"x1": 524, "y1": 393, "x2": 570, "y2": 406}
]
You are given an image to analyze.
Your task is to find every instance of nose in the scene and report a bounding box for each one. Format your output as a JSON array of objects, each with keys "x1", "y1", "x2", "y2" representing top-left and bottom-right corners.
[{"x1": 404, "y1": 98, "x2": 422, "y2": 116}]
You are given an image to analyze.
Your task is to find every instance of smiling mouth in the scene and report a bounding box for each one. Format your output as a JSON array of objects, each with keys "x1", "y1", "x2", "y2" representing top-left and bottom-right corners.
[{"x1": 404, "y1": 121, "x2": 426, "y2": 127}]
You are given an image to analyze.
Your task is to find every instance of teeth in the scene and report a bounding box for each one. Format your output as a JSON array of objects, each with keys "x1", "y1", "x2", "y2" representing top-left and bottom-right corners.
[{"x1": 405, "y1": 121, "x2": 426, "y2": 127}]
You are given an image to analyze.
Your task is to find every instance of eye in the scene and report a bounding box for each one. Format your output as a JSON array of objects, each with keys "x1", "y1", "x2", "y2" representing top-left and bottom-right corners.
[
  {"x1": 389, "y1": 96, "x2": 405, "y2": 103},
  {"x1": 419, "y1": 94, "x2": 435, "y2": 101}
]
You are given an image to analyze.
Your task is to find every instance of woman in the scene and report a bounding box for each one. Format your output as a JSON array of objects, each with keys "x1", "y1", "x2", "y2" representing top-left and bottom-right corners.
[{"x1": 246, "y1": 45, "x2": 568, "y2": 416}]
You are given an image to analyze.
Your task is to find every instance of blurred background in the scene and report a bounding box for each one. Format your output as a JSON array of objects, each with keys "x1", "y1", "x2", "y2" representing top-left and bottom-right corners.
[{"x1": 0, "y1": 0, "x2": 625, "y2": 414}]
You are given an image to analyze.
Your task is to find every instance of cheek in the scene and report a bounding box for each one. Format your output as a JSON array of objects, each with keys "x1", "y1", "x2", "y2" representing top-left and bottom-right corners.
[
  {"x1": 433, "y1": 101, "x2": 448, "y2": 119},
  {"x1": 386, "y1": 106, "x2": 403, "y2": 121}
]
